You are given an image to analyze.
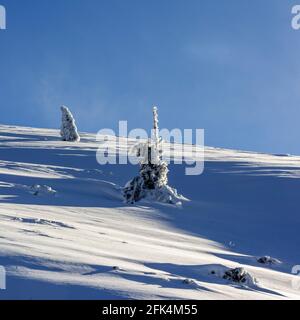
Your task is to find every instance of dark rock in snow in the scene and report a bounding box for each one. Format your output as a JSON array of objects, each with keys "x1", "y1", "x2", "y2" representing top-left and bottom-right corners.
[
  {"x1": 257, "y1": 256, "x2": 281, "y2": 265},
  {"x1": 223, "y1": 267, "x2": 256, "y2": 286},
  {"x1": 182, "y1": 278, "x2": 195, "y2": 285}
]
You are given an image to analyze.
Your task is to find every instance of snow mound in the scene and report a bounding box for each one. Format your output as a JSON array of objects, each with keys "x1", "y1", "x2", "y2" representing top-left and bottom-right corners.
[
  {"x1": 0, "y1": 124, "x2": 300, "y2": 299},
  {"x1": 142, "y1": 185, "x2": 189, "y2": 206},
  {"x1": 223, "y1": 267, "x2": 257, "y2": 286},
  {"x1": 257, "y1": 256, "x2": 281, "y2": 266}
]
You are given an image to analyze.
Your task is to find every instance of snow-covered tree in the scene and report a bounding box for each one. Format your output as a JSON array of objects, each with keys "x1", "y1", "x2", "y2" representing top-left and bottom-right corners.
[
  {"x1": 123, "y1": 106, "x2": 186, "y2": 205},
  {"x1": 152, "y1": 106, "x2": 160, "y2": 151},
  {"x1": 60, "y1": 106, "x2": 80, "y2": 142}
]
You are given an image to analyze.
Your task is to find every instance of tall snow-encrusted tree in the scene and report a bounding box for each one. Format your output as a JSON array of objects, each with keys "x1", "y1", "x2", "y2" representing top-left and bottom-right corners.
[
  {"x1": 152, "y1": 106, "x2": 160, "y2": 152},
  {"x1": 123, "y1": 106, "x2": 186, "y2": 205},
  {"x1": 60, "y1": 106, "x2": 80, "y2": 142}
]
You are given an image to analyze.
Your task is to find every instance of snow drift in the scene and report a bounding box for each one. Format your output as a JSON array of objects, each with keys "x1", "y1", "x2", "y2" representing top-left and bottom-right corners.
[{"x1": 0, "y1": 124, "x2": 300, "y2": 300}]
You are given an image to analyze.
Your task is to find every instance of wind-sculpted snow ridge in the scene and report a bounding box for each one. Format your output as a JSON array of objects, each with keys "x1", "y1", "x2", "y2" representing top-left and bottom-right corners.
[{"x1": 0, "y1": 124, "x2": 300, "y2": 299}]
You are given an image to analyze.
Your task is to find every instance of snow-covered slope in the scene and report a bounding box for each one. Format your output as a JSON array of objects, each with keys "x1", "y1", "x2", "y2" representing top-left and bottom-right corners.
[{"x1": 0, "y1": 124, "x2": 300, "y2": 300}]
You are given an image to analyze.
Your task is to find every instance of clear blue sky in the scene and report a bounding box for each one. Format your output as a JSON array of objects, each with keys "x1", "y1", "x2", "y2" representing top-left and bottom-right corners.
[{"x1": 0, "y1": 0, "x2": 300, "y2": 154}]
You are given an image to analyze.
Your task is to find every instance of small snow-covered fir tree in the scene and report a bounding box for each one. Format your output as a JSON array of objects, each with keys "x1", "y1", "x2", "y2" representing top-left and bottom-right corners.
[
  {"x1": 60, "y1": 106, "x2": 80, "y2": 142},
  {"x1": 123, "y1": 106, "x2": 186, "y2": 205}
]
